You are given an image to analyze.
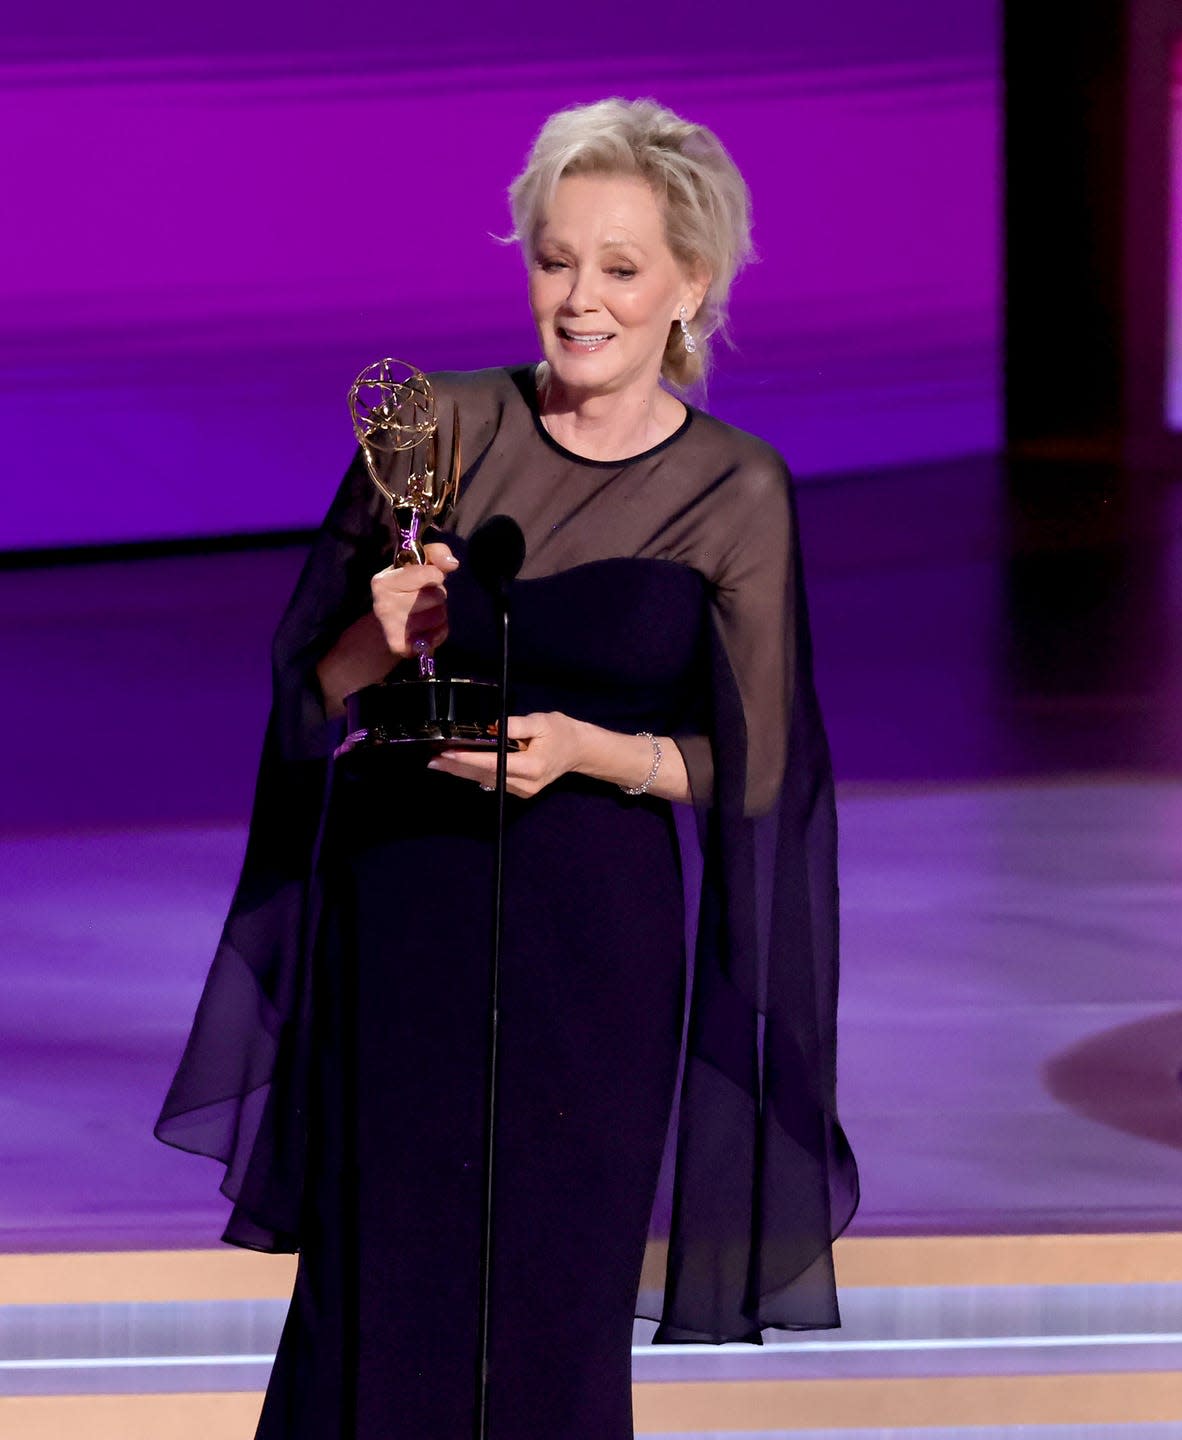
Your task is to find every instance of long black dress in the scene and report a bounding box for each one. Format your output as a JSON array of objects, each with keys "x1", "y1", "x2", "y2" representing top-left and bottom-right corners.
[{"x1": 156, "y1": 365, "x2": 860, "y2": 1438}]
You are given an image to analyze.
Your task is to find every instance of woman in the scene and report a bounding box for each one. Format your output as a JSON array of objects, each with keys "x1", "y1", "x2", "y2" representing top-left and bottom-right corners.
[{"x1": 157, "y1": 97, "x2": 859, "y2": 1438}]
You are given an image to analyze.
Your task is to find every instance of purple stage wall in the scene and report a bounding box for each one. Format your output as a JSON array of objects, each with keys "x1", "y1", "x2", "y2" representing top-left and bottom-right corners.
[{"x1": 2, "y1": 3, "x2": 999, "y2": 549}]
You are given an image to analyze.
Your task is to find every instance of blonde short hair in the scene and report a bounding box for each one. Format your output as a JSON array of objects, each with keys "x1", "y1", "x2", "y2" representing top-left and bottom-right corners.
[{"x1": 508, "y1": 97, "x2": 754, "y2": 388}]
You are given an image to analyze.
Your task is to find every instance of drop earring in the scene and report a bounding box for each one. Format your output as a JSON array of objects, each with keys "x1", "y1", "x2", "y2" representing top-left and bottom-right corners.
[{"x1": 679, "y1": 305, "x2": 697, "y2": 355}]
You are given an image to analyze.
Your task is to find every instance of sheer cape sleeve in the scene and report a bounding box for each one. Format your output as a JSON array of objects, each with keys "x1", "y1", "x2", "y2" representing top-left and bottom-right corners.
[
  {"x1": 653, "y1": 455, "x2": 860, "y2": 1341},
  {"x1": 153, "y1": 450, "x2": 384, "y2": 1250}
]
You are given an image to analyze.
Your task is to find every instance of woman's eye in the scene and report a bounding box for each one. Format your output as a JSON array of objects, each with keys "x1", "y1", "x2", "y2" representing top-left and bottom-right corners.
[
  {"x1": 537, "y1": 258, "x2": 567, "y2": 273},
  {"x1": 609, "y1": 267, "x2": 637, "y2": 280}
]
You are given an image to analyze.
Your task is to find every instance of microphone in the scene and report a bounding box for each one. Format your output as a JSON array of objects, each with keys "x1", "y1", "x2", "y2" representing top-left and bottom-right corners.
[{"x1": 467, "y1": 514, "x2": 526, "y2": 596}]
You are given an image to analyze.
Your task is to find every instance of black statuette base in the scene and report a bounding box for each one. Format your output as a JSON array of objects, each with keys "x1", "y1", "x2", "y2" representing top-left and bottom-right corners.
[{"x1": 335, "y1": 676, "x2": 518, "y2": 759}]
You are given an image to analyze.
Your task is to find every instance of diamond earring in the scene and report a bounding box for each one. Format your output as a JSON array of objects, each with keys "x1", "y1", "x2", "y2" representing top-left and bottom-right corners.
[{"x1": 679, "y1": 305, "x2": 698, "y2": 355}]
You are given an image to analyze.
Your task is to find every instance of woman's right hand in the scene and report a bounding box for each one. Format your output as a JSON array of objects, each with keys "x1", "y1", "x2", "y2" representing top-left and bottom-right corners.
[{"x1": 370, "y1": 542, "x2": 459, "y2": 660}]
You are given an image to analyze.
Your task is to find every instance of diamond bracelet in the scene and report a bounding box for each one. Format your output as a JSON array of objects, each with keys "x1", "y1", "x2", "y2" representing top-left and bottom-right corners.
[{"x1": 620, "y1": 731, "x2": 663, "y2": 796}]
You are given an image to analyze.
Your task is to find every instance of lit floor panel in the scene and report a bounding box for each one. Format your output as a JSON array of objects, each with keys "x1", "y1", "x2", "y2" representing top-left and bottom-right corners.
[{"x1": 5, "y1": 1281, "x2": 1182, "y2": 1397}]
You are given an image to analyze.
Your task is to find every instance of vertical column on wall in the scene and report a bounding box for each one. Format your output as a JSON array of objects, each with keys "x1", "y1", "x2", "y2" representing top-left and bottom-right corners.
[
  {"x1": 1124, "y1": 0, "x2": 1181, "y2": 467},
  {"x1": 1001, "y1": 0, "x2": 1174, "y2": 759},
  {"x1": 1006, "y1": 0, "x2": 1182, "y2": 469},
  {"x1": 1003, "y1": 0, "x2": 1129, "y2": 462}
]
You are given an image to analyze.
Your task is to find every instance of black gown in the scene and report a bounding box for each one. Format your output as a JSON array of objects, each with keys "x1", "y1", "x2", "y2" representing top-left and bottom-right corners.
[{"x1": 156, "y1": 365, "x2": 860, "y2": 1439}]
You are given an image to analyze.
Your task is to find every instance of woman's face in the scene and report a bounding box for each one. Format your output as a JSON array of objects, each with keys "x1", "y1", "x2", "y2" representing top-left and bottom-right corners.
[{"x1": 528, "y1": 173, "x2": 705, "y2": 400}]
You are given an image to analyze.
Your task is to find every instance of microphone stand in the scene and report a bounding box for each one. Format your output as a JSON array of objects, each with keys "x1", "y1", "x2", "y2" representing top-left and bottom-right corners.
[{"x1": 474, "y1": 573, "x2": 512, "y2": 1440}]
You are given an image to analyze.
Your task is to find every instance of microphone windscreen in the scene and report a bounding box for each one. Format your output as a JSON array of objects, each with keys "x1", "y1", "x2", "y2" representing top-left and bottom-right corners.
[{"x1": 467, "y1": 514, "x2": 527, "y2": 591}]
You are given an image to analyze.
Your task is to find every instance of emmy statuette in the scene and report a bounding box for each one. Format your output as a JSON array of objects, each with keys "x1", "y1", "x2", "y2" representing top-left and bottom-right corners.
[{"x1": 336, "y1": 358, "x2": 511, "y2": 758}]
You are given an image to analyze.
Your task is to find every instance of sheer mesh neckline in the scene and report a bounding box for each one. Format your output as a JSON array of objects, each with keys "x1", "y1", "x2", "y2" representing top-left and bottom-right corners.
[{"x1": 511, "y1": 364, "x2": 695, "y2": 469}]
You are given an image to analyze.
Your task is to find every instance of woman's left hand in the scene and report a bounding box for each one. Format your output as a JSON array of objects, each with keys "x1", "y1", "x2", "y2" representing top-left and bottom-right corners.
[{"x1": 428, "y1": 711, "x2": 586, "y2": 798}]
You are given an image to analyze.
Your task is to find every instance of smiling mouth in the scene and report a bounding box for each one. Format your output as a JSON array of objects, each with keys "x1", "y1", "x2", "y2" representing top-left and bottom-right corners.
[{"x1": 557, "y1": 327, "x2": 614, "y2": 348}]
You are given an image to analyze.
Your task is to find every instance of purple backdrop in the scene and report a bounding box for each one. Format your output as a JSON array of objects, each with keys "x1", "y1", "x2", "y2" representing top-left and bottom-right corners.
[{"x1": 1, "y1": 3, "x2": 999, "y2": 549}]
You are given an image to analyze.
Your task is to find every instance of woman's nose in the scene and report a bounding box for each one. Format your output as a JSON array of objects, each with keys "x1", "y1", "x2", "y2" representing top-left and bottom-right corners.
[{"x1": 562, "y1": 267, "x2": 600, "y2": 312}]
